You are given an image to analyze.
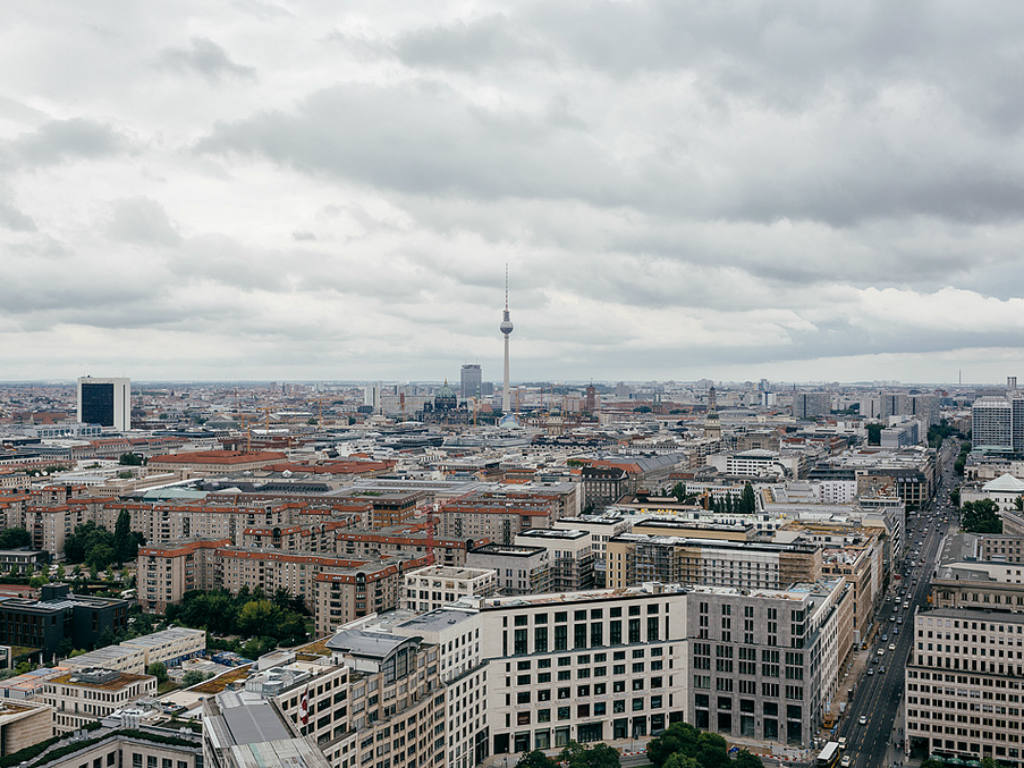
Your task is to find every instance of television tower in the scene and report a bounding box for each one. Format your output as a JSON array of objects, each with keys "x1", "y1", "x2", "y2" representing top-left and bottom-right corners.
[{"x1": 500, "y1": 265, "x2": 514, "y2": 413}]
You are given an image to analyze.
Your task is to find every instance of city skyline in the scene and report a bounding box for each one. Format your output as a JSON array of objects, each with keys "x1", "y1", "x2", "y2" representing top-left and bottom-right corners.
[{"x1": 3, "y1": 3, "x2": 1024, "y2": 382}]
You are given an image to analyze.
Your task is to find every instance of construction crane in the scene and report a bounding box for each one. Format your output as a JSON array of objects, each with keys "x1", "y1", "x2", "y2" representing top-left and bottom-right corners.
[{"x1": 259, "y1": 406, "x2": 273, "y2": 432}]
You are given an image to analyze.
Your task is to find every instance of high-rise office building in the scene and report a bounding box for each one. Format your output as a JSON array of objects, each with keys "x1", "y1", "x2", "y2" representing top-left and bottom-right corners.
[
  {"x1": 972, "y1": 397, "x2": 1014, "y2": 450},
  {"x1": 970, "y1": 397, "x2": 1011, "y2": 450},
  {"x1": 460, "y1": 364, "x2": 482, "y2": 399},
  {"x1": 76, "y1": 376, "x2": 131, "y2": 430},
  {"x1": 1009, "y1": 376, "x2": 1018, "y2": 391},
  {"x1": 795, "y1": 391, "x2": 831, "y2": 420}
]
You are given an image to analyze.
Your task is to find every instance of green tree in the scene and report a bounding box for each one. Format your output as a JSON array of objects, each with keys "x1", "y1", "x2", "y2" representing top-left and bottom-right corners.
[
  {"x1": 663, "y1": 755, "x2": 698, "y2": 768},
  {"x1": 0, "y1": 528, "x2": 31, "y2": 549},
  {"x1": 950, "y1": 488, "x2": 960, "y2": 507},
  {"x1": 695, "y1": 732, "x2": 729, "y2": 768},
  {"x1": 647, "y1": 722, "x2": 701, "y2": 768},
  {"x1": 560, "y1": 741, "x2": 620, "y2": 768},
  {"x1": 671, "y1": 482, "x2": 687, "y2": 502},
  {"x1": 920, "y1": 759, "x2": 944, "y2": 768},
  {"x1": 515, "y1": 751, "x2": 559, "y2": 768},
  {"x1": 113, "y1": 509, "x2": 144, "y2": 564},
  {"x1": 118, "y1": 453, "x2": 144, "y2": 466},
  {"x1": 981, "y1": 757, "x2": 997, "y2": 768},
  {"x1": 740, "y1": 482, "x2": 757, "y2": 515},
  {"x1": 733, "y1": 750, "x2": 764, "y2": 768},
  {"x1": 1015, "y1": 495, "x2": 1023, "y2": 512},
  {"x1": 961, "y1": 499, "x2": 1003, "y2": 534},
  {"x1": 87, "y1": 543, "x2": 115, "y2": 572},
  {"x1": 181, "y1": 670, "x2": 212, "y2": 687},
  {"x1": 237, "y1": 599, "x2": 277, "y2": 636},
  {"x1": 147, "y1": 662, "x2": 168, "y2": 683}
]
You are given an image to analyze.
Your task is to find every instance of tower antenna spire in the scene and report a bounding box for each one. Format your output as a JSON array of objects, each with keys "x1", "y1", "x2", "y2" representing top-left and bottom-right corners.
[{"x1": 505, "y1": 263, "x2": 509, "y2": 310}]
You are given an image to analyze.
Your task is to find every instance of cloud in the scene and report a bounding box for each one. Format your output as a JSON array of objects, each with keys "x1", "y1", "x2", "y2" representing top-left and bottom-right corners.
[
  {"x1": 1, "y1": 1, "x2": 1023, "y2": 381},
  {"x1": 157, "y1": 37, "x2": 255, "y2": 81},
  {"x1": 2, "y1": 118, "x2": 127, "y2": 168},
  {"x1": 106, "y1": 198, "x2": 181, "y2": 246}
]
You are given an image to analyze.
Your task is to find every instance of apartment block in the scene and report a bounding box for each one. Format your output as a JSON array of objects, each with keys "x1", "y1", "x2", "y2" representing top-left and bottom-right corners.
[
  {"x1": 465, "y1": 543, "x2": 551, "y2": 595},
  {"x1": 0, "y1": 700, "x2": 53, "y2": 756},
  {"x1": 402, "y1": 565, "x2": 497, "y2": 612},
  {"x1": 438, "y1": 491, "x2": 564, "y2": 545},
  {"x1": 605, "y1": 534, "x2": 822, "y2": 591},
  {"x1": 326, "y1": 626, "x2": 446, "y2": 768},
  {"x1": 335, "y1": 527, "x2": 483, "y2": 567},
  {"x1": 514, "y1": 529, "x2": 595, "y2": 592},
  {"x1": 312, "y1": 556, "x2": 431, "y2": 635},
  {"x1": 136, "y1": 539, "x2": 228, "y2": 612},
  {"x1": 553, "y1": 516, "x2": 632, "y2": 588}
]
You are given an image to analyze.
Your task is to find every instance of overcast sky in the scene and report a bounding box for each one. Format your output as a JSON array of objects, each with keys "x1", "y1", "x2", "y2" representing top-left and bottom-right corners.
[{"x1": 2, "y1": 1, "x2": 1023, "y2": 385}]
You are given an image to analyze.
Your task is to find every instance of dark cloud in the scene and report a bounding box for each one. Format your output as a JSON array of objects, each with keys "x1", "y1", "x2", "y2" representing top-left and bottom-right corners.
[{"x1": 157, "y1": 37, "x2": 255, "y2": 81}]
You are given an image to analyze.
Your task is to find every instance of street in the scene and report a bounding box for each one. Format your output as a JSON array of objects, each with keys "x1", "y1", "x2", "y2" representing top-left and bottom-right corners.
[{"x1": 836, "y1": 438, "x2": 960, "y2": 768}]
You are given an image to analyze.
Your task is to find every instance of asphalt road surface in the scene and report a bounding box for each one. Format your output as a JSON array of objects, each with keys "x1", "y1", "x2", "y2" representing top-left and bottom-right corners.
[{"x1": 836, "y1": 439, "x2": 960, "y2": 768}]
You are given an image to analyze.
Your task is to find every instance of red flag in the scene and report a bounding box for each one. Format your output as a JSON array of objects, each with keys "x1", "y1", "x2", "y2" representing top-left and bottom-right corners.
[{"x1": 300, "y1": 685, "x2": 309, "y2": 726}]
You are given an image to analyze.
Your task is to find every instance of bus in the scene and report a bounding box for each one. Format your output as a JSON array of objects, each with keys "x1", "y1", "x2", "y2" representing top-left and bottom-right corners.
[{"x1": 816, "y1": 742, "x2": 841, "y2": 768}]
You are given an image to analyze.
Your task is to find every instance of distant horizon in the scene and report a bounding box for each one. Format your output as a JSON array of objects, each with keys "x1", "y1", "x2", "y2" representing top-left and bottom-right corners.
[{"x1": 0, "y1": 377, "x2": 1014, "y2": 389}]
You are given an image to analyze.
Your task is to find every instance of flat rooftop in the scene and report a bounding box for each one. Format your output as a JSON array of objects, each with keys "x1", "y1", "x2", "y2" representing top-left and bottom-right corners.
[
  {"x1": 516, "y1": 528, "x2": 588, "y2": 540},
  {"x1": 397, "y1": 608, "x2": 479, "y2": 633},
  {"x1": 405, "y1": 565, "x2": 495, "y2": 580},
  {"x1": 469, "y1": 543, "x2": 547, "y2": 557}
]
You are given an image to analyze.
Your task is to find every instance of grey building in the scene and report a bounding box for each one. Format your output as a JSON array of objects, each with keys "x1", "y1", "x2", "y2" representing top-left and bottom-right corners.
[
  {"x1": 973, "y1": 397, "x2": 1014, "y2": 450},
  {"x1": 686, "y1": 581, "x2": 845, "y2": 748},
  {"x1": 466, "y1": 543, "x2": 550, "y2": 595},
  {"x1": 460, "y1": 364, "x2": 483, "y2": 400}
]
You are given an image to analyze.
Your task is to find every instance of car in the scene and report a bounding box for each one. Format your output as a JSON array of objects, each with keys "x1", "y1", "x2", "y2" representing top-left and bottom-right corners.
[
  {"x1": 868, "y1": 668, "x2": 874, "y2": 675},
  {"x1": 859, "y1": 715, "x2": 868, "y2": 725},
  {"x1": 841, "y1": 757, "x2": 852, "y2": 767},
  {"x1": 897, "y1": 618, "x2": 903, "y2": 624},
  {"x1": 879, "y1": 665, "x2": 885, "y2": 673},
  {"x1": 877, "y1": 648, "x2": 885, "y2": 656},
  {"x1": 881, "y1": 634, "x2": 888, "y2": 642},
  {"x1": 890, "y1": 615, "x2": 896, "y2": 621},
  {"x1": 838, "y1": 737, "x2": 848, "y2": 750},
  {"x1": 889, "y1": 643, "x2": 896, "y2": 651},
  {"x1": 894, "y1": 627, "x2": 900, "y2": 635}
]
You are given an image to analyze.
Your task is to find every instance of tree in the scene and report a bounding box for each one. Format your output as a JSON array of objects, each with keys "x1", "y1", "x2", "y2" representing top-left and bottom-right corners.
[
  {"x1": 237, "y1": 599, "x2": 276, "y2": 636},
  {"x1": 733, "y1": 750, "x2": 764, "y2": 768},
  {"x1": 515, "y1": 751, "x2": 558, "y2": 768},
  {"x1": 0, "y1": 528, "x2": 31, "y2": 549},
  {"x1": 981, "y1": 757, "x2": 997, "y2": 768},
  {"x1": 663, "y1": 755, "x2": 698, "y2": 768},
  {"x1": 920, "y1": 759, "x2": 944, "y2": 768},
  {"x1": 118, "y1": 453, "x2": 144, "y2": 466},
  {"x1": 147, "y1": 662, "x2": 168, "y2": 683},
  {"x1": 950, "y1": 488, "x2": 960, "y2": 507},
  {"x1": 647, "y1": 722, "x2": 701, "y2": 768},
  {"x1": 671, "y1": 482, "x2": 687, "y2": 502},
  {"x1": 182, "y1": 670, "x2": 212, "y2": 687},
  {"x1": 113, "y1": 509, "x2": 144, "y2": 564},
  {"x1": 961, "y1": 499, "x2": 1003, "y2": 534},
  {"x1": 1016, "y1": 495, "x2": 1023, "y2": 512},
  {"x1": 740, "y1": 482, "x2": 757, "y2": 515},
  {"x1": 560, "y1": 741, "x2": 620, "y2": 768}
]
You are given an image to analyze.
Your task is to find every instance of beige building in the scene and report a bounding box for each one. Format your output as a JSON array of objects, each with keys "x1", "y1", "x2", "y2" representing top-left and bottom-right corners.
[
  {"x1": 402, "y1": 565, "x2": 497, "y2": 612},
  {"x1": 0, "y1": 700, "x2": 53, "y2": 757},
  {"x1": 119, "y1": 627, "x2": 207, "y2": 667},
  {"x1": 326, "y1": 625, "x2": 446, "y2": 768},
  {"x1": 905, "y1": 608, "x2": 1024, "y2": 766},
  {"x1": 312, "y1": 557, "x2": 431, "y2": 635},
  {"x1": 10, "y1": 720, "x2": 202, "y2": 768},
  {"x1": 605, "y1": 534, "x2": 822, "y2": 590},
  {"x1": 44, "y1": 668, "x2": 157, "y2": 733},
  {"x1": 137, "y1": 539, "x2": 228, "y2": 612}
]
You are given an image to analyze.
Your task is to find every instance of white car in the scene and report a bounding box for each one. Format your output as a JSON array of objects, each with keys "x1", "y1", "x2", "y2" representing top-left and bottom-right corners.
[
  {"x1": 877, "y1": 648, "x2": 885, "y2": 656},
  {"x1": 841, "y1": 756, "x2": 852, "y2": 767},
  {"x1": 859, "y1": 715, "x2": 868, "y2": 725},
  {"x1": 889, "y1": 643, "x2": 896, "y2": 651}
]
